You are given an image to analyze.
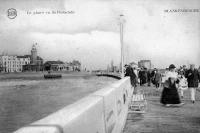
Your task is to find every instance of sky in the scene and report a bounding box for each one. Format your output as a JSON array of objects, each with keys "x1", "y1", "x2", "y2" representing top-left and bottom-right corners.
[{"x1": 0, "y1": 0, "x2": 199, "y2": 70}]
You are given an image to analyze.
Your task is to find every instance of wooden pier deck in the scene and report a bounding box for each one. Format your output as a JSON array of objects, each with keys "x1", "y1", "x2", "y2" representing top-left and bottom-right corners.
[{"x1": 123, "y1": 86, "x2": 200, "y2": 133}]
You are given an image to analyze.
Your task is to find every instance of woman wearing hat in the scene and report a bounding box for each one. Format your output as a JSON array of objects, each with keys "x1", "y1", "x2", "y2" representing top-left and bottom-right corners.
[{"x1": 160, "y1": 64, "x2": 183, "y2": 106}]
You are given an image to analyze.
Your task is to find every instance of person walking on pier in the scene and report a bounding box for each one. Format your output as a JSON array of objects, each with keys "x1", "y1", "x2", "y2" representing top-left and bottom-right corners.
[
  {"x1": 151, "y1": 68, "x2": 156, "y2": 85},
  {"x1": 139, "y1": 67, "x2": 147, "y2": 86},
  {"x1": 133, "y1": 67, "x2": 138, "y2": 87},
  {"x1": 154, "y1": 69, "x2": 162, "y2": 89},
  {"x1": 125, "y1": 65, "x2": 137, "y2": 87},
  {"x1": 185, "y1": 64, "x2": 200, "y2": 103},
  {"x1": 160, "y1": 64, "x2": 183, "y2": 106},
  {"x1": 178, "y1": 72, "x2": 188, "y2": 99},
  {"x1": 147, "y1": 70, "x2": 151, "y2": 86}
]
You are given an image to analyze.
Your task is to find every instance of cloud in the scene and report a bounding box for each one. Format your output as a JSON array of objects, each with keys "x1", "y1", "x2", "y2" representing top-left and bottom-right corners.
[
  {"x1": 0, "y1": 0, "x2": 199, "y2": 69},
  {"x1": 29, "y1": 31, "x2": 120, "y2": 69},
  {"x1": 0, "y1": 1, "x2": 118, "y2": 34}
]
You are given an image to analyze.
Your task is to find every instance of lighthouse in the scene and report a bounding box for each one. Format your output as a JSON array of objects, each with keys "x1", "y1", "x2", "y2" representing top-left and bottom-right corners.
[{"x1": 31, "y1": 43, "x2": 37, "y2": 64}]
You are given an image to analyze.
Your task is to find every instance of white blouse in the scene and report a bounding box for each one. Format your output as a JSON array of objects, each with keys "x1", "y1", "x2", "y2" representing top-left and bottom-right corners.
[
  {"x1": 165, "y1": 71, "x2": 178, "y2": 80},
  {"x1": 163, "y1": 71, "x2": 179, "y2": 88}
]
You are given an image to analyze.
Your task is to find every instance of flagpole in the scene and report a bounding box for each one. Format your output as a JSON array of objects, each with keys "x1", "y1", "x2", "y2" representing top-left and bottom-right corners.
[{"x1": 120, "y1": 14, "x2": 125, "y2": 78}]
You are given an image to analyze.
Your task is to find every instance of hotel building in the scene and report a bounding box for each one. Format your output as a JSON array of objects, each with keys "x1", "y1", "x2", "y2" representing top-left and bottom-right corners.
[{"x1": 0, "y1": 55, "x2": 30, "y2": 72}]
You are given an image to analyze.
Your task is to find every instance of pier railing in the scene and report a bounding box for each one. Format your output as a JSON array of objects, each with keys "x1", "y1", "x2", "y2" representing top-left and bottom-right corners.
[
  {"x1": 96, "y1": 72, "x2": 121, "y2": 79},
  {"x1": 14, "y1": 77, "x2": 133, "y2": 133}
]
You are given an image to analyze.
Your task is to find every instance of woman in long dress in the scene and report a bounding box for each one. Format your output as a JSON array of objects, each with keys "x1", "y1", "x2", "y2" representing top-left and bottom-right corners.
[{"x1": 160, "y1": 64, "x2": 183, "y2": 106}]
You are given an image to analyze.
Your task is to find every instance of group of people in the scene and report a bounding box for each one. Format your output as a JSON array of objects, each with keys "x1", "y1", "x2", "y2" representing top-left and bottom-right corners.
[
  {"x1": 125, "y1": 63, "x2": 200, "y2": 106},
  {"x1": 161, "y1": 64, "x2": 200, "y2": 106},
  {"x1": 124, "y1": 65, "x2": 162, "y2": 88}
]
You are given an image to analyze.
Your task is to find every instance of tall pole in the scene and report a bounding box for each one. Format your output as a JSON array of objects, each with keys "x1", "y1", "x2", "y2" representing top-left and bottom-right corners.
[{"x1": 120, "y1": 14, "x2": 125, "y2": 78}]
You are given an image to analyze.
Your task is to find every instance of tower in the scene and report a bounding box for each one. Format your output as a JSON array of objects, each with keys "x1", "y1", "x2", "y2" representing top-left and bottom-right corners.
[
  {"x1": 111, "y1": 60, "x2": 114, "y2": 72},
  {"x1": 31, "y1": 43, "x2": 37, "y2": 64}
]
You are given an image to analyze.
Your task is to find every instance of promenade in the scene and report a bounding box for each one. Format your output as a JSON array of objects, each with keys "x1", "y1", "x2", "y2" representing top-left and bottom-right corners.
[{"x1": 123, "y1": 86, "x2": 200, "y2": 133}]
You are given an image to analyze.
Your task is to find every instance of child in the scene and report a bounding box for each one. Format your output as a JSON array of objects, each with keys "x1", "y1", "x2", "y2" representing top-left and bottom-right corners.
[{"x1": 178, "y1": 74, "x2": 188, "y2": 98}]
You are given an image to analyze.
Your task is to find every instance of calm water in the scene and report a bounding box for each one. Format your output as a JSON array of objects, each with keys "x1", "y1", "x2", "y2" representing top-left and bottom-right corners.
[{"x1": 0, "y1": 73, "x2": 117, "y2": 133}]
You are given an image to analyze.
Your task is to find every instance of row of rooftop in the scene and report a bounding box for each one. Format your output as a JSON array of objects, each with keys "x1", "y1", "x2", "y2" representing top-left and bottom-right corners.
[{"x1": 0, "y1": 44, "x2": 81, "y2": 73}]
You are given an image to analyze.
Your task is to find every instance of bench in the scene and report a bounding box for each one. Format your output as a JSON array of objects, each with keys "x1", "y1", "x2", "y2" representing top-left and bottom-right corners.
[{"x1": 128, "y1": 94, "x2": 147, "y2": 113}]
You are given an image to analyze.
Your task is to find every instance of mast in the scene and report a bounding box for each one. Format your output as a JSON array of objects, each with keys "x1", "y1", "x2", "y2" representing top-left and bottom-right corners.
[{"x1": 119, "y1": 14, "x2": 125, "y2": 78}]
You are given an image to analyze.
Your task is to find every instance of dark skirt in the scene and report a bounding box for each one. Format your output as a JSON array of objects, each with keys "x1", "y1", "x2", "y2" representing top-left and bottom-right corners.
[
  {"x1": 160, "y1": 84, "x2": 181, "y2": 104},
  {"x1": 130, "y1": 76, "x2": 137, "y2": 87}
]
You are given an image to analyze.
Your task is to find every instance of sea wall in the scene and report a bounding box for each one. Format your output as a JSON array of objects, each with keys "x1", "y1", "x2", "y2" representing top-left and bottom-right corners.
[{"x1": 14, "y1": 77, "x2": 133, "y2": 133}]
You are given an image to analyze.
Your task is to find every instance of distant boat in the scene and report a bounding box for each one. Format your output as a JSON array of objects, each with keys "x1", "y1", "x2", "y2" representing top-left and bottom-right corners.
[{"x1": 44, "y1": 71, "x2": 62, "y2": 79}]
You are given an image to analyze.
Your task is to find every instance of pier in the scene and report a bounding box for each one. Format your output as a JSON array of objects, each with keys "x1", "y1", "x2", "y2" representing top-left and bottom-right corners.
[
  {"x1": 123, "y1": 86, "x2": 200, "y2": 133},
  {"x1": 13, "y1": 76, "x2": 200, "y2": 133}
]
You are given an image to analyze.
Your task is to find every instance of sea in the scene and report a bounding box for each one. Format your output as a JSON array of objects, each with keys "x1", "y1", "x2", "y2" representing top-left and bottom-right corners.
[{"x1": 0, "y1": 72, "x2": 118, "y2": 133}]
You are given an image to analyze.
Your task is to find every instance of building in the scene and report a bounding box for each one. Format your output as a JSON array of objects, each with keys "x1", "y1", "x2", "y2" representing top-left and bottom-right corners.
[
  {"x1": 43, "y1": 61, "x2": 64, "y2": 71},
  {"x1": 44, "y1": 60, "x2": 81, "y2": 72},
  {"x1": 0, "y1": 55, "x2": 30, "y2": 72},
  {"x1": 64, "y1": 62, "x2": 74, "y2": 71},
  {"x1": 23, "y1": 44, "x2": 43, "y2": 71},
  {"x1": 71, "y1": 60, "x2": 81, "y2": 71},
  {"x1": 138, "y1": 60, "x2": 151, "y2": 69}
]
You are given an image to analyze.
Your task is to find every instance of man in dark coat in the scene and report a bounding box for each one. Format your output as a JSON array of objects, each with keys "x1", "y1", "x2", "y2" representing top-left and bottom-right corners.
[
  {"x1": 125, "y1": 65, "x2": 136, "y2": 87},
  {"x1": 139, "y1": 67, "x2": 147, "y2": 86},
  {"x1": 185, "y1": 64, "x2": 200, "y2": 103},
  {"x1": 147, "y1": 70, "x2": 151, "y2": 86},
  {"x1": 182, "y1": 65, "x2": 187, "y2": 77},
  {"x1": 151, "y1": 68, "x2": 157, "y2": 85},
  {"x1": 154, "y1": 69, "x2": 162, "y2": 88}
]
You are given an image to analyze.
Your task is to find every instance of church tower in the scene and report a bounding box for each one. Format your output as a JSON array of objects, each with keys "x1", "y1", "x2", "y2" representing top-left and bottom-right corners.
[{"x1": 31, "y1": 43, "x2": 37, "y2": 64}]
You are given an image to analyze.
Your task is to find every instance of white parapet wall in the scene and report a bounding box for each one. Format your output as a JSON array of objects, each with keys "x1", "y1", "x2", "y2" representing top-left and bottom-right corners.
[{"x1": 14, "y1": 77, "x2": 133, "y2": 133}]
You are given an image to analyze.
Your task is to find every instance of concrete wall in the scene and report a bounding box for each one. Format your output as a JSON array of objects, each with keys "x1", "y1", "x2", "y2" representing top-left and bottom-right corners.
[{"x1": 14, "y1": 77, "x2": 133, "y2": 133}]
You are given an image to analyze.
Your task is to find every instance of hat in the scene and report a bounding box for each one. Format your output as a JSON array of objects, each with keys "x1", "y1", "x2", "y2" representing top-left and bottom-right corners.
[{"x1": 169, "y1": 64, "x2": 176, "y2": 69}]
